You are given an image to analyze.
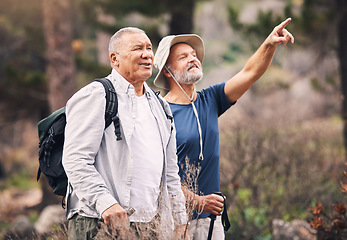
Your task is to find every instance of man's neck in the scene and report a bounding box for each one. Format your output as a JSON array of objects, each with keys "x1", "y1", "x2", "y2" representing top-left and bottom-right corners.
[
  {"x1": 165, "y1": 83, "x2": 196, "y2": 104},
  {"x1": 112, "y1": 68, "x2": 145, "y2": 96},
  {"x1": 133, "y1": 84, "x2": 145, "y2": 96}
]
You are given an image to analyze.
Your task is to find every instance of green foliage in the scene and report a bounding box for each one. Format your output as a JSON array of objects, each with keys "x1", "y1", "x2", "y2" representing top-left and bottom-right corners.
[
  {"x1": 227, "y1": 0, "x2": 337, "y2": 50},
  {"x1": 79, "y1": 0, "x2": 206, "y2": 36},
  {"x1": 0, "y1": 0, "x2": 47, "y2": 118},
  {"x1": 326, "y1": 75, "x2": 338, "y2": 87},
  {"x1": 79, "y1": 0, "x2": 142, "y2": 30},
  {"x1": 226, "y1": 188, "x2": 272, "y2": 239},
  {"x1": 220, "y1": 117, "x2": 345, "y2": 239},
  {"x1": 311, "y1": 77, "x2": 323, "y2": 92},
  {"x1": 227, "y1": 4, "x2": 284, "y2": 50},
  {"x1": 98, "y1": 0, "x2": 167, "y2": 17},
  {"x1": 310, "y1": 74, "x2": 339, "y2": 93},
  {"x1": 76, "y1": 57, "x2": 110, "y2": 82},
  {"x1": 223, "y1": 43, "x2": 244, "y2": 63},
  {"x1": 227, "y1": 5, "x2": 242, "y2": 31},
  {"x1": 300, "y1": 0, "x2": 335, "y2": 33},
  {"x1": 28, "y1": 211, "x2": 40, "y2": 225},
  {"x1": 0, "y1": 170, "x2": 39, "y2": 191}
]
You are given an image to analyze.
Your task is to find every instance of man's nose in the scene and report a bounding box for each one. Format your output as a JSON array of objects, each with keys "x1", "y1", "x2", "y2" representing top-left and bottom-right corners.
[
  {"x1": 188, "y1": 54, "x2": 199, "y2": 63},
  {"x1": 142, "y1": 49, "x2": 153, "y2": 59}
]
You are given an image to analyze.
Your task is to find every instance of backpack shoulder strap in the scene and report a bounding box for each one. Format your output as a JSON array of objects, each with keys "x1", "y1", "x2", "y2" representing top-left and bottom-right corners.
[
  {"x1": 94, "y1": 78, "x2": 122, "y2": 141},
  {"x1": 153, "y1": 90, "x2": 173, "y2": 123}
]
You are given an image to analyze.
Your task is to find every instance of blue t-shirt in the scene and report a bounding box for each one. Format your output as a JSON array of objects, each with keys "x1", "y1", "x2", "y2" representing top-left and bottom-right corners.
[{"x1": 169, "y1": 82, "x2": 234, "y2": 219}]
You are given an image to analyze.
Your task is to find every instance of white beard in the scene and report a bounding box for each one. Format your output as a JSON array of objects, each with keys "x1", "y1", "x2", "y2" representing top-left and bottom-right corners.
[{"x1": 168, "y1": 63, "x2": 203, "y2": 85}]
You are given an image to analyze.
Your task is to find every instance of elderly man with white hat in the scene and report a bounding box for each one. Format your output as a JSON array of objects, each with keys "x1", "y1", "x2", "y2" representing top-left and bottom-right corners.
[{"x1": 153, "y1": 18, "x2": 294, "y2": 239}]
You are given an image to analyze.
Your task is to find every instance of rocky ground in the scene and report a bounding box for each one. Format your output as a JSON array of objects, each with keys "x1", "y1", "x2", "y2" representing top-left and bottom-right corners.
[
  {"x1": 0, "y1": 188, "x2": 42, "y2": 223},
  {"x1": 0, "y1": 188, "x2": 67, "y2": 239}
]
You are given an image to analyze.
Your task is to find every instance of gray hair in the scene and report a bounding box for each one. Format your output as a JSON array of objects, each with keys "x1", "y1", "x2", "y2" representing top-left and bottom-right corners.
[{"x1": 108, "y1": 27, "x2": 145, "y2": 56}]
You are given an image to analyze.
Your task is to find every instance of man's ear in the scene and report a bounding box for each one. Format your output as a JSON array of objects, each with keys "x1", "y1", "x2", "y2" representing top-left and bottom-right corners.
[
  {"x1": 162, "y1": 66, "x2": 171, "y2": 78},
  {"x1": 110, "y1": 52, "x2": 119, "y2": 67}
]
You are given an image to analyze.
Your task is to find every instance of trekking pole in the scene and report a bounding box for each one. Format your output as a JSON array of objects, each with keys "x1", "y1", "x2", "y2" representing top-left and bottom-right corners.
[
  {"x1": 207, "y1": 212, "x2": 216, "y2": 240},
  {"x1": 207, "y1": 191, "x2": 231, "y2": 240},
  {"x1": 207, "y1": 192, "x2": 223, "y2": 240}
]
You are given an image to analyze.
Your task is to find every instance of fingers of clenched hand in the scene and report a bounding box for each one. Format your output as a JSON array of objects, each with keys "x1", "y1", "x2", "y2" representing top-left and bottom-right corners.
[
  {"x1": 271, "y1": 18, "x2": 295, "y2": 46},
  {"x1": 202, "y1": 194, "x2": 224, "y2": 215},
  {"x1": 284, "y1": 29, "x2": 294, "y2": 46},
  {"x1": 101, "y1": 204, "x2": 128, "y2": 227},
  {"x1": 279, "y1": 28, "x2": 294, "y2": 46}
]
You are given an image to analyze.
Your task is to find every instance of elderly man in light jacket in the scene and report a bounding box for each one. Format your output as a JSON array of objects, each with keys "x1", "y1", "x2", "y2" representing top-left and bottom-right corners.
[{"x1": 62, "y1": 27, "x2": 188, "y2": 240}]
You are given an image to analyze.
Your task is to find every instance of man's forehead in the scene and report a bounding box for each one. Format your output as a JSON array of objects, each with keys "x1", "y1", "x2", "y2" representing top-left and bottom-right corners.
[
  {"x1": 123, "y1": 32, "x2": 152, "y2": 45},
  {"x1": 171, "y1": 43, "x2": 196, "y2": 55}
]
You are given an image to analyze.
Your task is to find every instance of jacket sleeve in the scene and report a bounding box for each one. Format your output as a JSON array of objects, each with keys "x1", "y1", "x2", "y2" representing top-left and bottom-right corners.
[
  {"x1": 163, "y1": 100, "x2": 188, "y2": 226},
  {"x1": 62, "y1": 82, "x2": 117, "y2": 216}
]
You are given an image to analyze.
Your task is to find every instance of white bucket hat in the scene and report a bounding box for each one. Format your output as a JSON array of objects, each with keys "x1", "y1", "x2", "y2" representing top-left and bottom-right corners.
[{"x1": 153, "y1": 34, "x2": 205, "y2": 90}]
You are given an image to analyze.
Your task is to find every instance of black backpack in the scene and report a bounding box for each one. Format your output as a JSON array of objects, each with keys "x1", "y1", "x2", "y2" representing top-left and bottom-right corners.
[{"x1": 37, "y1": 78, "x2": 122, "y2": 197}]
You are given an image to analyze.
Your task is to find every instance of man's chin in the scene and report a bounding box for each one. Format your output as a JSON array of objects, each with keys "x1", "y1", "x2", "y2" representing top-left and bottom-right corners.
[
  {"x1": 178, "y1": 77, "x2": 203, "y2": 85},
  {"x1": 191, "y1": 78, "x2": 202, "y2": 84}
]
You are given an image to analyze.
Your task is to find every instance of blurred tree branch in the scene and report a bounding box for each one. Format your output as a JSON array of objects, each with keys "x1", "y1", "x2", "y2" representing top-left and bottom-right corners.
[{"x1": 79, "y1": 0, "x2": 205, "y2": 37}]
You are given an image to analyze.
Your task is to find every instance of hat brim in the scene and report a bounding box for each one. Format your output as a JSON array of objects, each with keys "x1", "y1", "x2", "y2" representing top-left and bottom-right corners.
[{"x1": 153, "y1": 34, "x2": 204, "y2": 90}]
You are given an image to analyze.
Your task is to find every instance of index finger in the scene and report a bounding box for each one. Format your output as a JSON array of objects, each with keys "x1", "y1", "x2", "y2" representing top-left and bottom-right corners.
[{"x1": 278, "y1": 18, "x2": 292, "y2": 30}]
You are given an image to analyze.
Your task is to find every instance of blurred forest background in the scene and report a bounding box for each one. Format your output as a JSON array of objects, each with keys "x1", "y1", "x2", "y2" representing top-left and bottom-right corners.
[{"x1": 0, "y1": 0, "x2": 347, "y2": 239}]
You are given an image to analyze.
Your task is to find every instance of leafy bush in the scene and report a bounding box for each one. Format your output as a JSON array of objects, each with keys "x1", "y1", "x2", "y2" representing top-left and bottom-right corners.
[{"x1": 219, "y1": 117, "x2": 345, "y2": 239}]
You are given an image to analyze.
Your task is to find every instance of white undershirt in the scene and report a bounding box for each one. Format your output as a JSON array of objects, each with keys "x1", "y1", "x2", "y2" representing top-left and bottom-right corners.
[{"x1": 129, "y1": 94, "x2": 164, "y2": 222}]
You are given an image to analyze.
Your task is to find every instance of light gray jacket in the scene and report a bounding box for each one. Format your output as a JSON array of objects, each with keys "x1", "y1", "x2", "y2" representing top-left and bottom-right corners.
[{"x1": 62, "y1": 69, "x2": 187, "y2": 228}]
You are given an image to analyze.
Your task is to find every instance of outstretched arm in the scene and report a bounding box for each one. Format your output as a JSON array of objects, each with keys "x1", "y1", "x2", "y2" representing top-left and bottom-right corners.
[{"x1": 224, "y1": 18, "x2": 295, "y2": 103}]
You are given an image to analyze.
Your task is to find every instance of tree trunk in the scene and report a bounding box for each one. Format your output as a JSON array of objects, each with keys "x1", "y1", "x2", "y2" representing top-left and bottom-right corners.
[
  {"x1": 169, "y1": 0, "x2": 195, "y2": 34},
  {"x1": 337, "y1": 0, "x2": 347, "y2": 159},
  {"x1": 43, "y1": 0, "x2": 77, "y2": 111},
  {"x1": 39, "y1": 0, "x2": 77, "y2": 209}
]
